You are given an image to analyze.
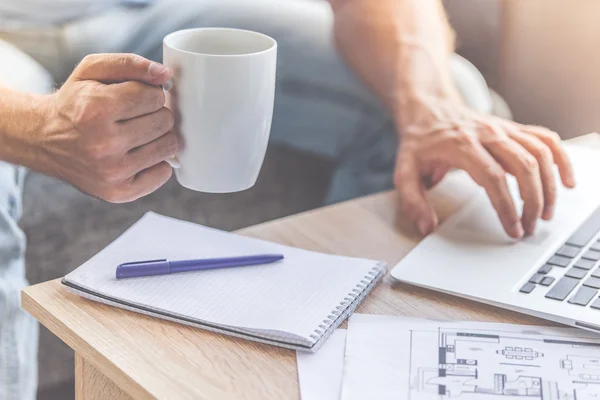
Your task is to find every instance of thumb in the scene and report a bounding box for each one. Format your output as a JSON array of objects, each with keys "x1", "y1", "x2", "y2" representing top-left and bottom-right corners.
[
  {"x1": 395, "y1": 153, "x2": 438, "y2": 236},
  {"x1": 71, "y1": 53, "x2": 171, "y2": 86}
]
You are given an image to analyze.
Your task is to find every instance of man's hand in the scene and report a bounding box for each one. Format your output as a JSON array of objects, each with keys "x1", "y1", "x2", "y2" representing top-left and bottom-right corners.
[
  {"x1": 38, "y1": 54, "x2": 177, "y2": 202},
  {"x1": 395, "y1": 94, "x2": 575, "y2": 238},
  {"x1": 330, "y1": 0, "x2": 575, "y2": 238}
]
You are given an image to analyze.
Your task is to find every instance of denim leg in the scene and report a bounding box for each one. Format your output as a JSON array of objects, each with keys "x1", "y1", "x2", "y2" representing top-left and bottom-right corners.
[
  {"x1": 0, "y1": 163, "x2": 37, "y2": 400},
  {"x1": 65, "y1": 0, "x2": 382, "y2": 158},
  {"x1": 0, "y1": 40, "x2": 50, "y2": 400},
  {"x1": 65, "y1": 0, "x2": 495, "y2": 204}
]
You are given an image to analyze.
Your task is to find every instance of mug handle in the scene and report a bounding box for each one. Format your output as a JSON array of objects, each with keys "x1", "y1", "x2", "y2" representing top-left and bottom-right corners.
[{"x1": 163, "y1": 78, "x2": 181, "y2": 169}]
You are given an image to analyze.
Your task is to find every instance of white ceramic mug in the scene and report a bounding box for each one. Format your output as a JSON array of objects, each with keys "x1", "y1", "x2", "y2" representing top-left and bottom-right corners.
[{"x1": 163, "y1": 28, "x2": 277, "y2": 193}]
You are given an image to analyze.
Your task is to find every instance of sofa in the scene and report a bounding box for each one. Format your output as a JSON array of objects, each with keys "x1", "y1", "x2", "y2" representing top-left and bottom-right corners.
[{"x1": 22, "y1": 1, "x2": 512, "y2": 398}]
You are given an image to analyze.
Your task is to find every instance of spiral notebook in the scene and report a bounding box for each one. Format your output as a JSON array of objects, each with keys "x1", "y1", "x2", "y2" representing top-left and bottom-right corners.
[{"x1": 62, "y1": 212, "x2": 386, "y2": 352}]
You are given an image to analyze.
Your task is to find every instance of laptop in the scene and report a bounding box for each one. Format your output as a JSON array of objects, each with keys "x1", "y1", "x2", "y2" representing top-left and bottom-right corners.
[{"x1": 391, "y1": 142, "x2": 600, "y2": 333}]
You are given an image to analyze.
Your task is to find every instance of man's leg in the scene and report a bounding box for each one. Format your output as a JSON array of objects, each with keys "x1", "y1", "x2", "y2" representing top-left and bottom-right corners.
[
  {"x1": 0, "y1": 40, "x2": 52, "y2": 400},
  {"x1": 65, "y1": 0, "x2": 499, "y2": 203}
]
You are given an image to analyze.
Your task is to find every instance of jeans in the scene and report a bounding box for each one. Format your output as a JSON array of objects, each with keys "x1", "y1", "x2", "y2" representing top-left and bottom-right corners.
[
  {"x1": 0, "y1": 0, "x2": 495, "y2": 397},
  {"x1": 0, "y1": 162, "x2": 38, "y2": 400}
]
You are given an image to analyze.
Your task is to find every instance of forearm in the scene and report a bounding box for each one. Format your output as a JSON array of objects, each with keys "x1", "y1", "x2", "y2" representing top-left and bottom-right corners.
[
  {"x1": 331, "y1": 0, "x2": 461, "y2": 121},
  {"x1": 0, "y1": 85, "x2": 50, "y2": 169}
]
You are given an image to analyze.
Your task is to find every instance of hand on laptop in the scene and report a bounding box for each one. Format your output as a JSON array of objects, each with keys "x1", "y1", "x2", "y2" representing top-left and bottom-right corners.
[
  {"x1": 35, "y1": 54, "x2": 178, "y2": 202},
  {"x1": 395, "y1": 94, "x2": 575, "y2": 239}
]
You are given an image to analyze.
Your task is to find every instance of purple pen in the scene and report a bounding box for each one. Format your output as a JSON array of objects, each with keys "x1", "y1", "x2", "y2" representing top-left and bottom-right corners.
[{"x1": 116, "y1": 254, "x2": 284, "y2": 279}]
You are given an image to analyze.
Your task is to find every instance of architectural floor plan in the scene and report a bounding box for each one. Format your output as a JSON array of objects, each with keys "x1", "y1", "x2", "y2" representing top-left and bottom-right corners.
[
  {"x1": 341, "y1": 315, "x2": 600, "y2": 400},
  {"x1": 409, "y1": 327, "x2": 600, "y2": 400}
]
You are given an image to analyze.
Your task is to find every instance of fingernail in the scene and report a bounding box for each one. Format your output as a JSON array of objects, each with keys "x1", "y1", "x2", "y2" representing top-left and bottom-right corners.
[
  {"x1": 542, "y1": 206, "x2": 554, "y2": 221},
  {"x1": 149, "y1": 62, "x2": 168, "y2": 77},
  {"x1": 512, "y1": 222, "x2": 524, "y2": 239},
  {"x1": 417, "y1": 219, "x2": 430, "y2": 236},
  {"x1": 162, "y1": 78, "x2": 173, "y2": 92}
]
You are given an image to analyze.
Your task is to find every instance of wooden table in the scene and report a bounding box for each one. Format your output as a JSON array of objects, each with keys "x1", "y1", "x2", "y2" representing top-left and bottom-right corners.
[{"x1": 22, "y1": 134, "x2": 598, "y2": 399}]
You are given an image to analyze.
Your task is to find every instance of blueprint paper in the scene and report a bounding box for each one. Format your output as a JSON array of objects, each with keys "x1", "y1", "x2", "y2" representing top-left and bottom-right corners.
[
  {"x1": 342, "y1": 314, "x2": 600, "y2": 400},
  {"x1": 297, "y1": 329, "x2": 346, "y2": 400}
]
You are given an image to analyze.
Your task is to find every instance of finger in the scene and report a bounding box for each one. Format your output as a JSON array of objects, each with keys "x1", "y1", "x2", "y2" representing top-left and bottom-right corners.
[
  {"x1": 110, "y1": 81, "x2": 166, "y2": 121},
  {"x1": 520, "y1": 125, "x2": 575, "y2": 188},
  {"x1": 72, "y1": 53, "x2": 171, "y2": 86},
  {"x1": 507, "y1": 129, "x2": 557, "y2": 221},
  {"x1": 125, "y1": 131, "x2": 180, "y2": 175},
  {"x1": 449, "y1": 139, "x2": 523, "y2": 238},
  {"x1": 483, "y1": 133, "x2": 543, "y2": 235},
  {"x1": 119, "y1": 162, "x2": 173, "y2": 203},
  {"x1": 395, "y1": 151, "x2": 438, "y2": 236},
  {"x1": 118, "y1": 107, "x2": 174, "y2": 150}
]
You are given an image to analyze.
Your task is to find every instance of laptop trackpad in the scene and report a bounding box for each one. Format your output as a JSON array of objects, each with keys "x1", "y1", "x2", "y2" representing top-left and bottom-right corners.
[{"x1": 450, "y1": 200, "x2": 552, "y2": 246}]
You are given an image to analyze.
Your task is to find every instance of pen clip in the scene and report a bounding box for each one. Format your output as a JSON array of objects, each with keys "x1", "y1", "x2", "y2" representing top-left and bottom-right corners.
[
  {"x1": 118, "y1": 259, "x2": 167, "y2": 268},
  {"x1": 116, "y1": 259, "x2": 170, "y2": 279}
]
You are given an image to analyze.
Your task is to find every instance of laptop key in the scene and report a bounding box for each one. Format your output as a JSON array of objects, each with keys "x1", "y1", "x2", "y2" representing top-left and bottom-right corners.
[
  {"x1": 538, "y1": 264, "x2": 553, "y2": 274},
  {"x1": 591, "y1": 298, "x2": 600, "y2": 310},
  {"x1": 540, "y1": 276, "x2": 555, "y2": 286},
  {"x1": 591, "y1": 241, "x2": 600, "y2": 252},
  {"x1": 556, "y1": 245, "x2": 581, "y2": 258},
  {"x1": 583, "y1": 250, "x2": 600, "y2": 261},
  {"x1": 547, "y1": 255, "x2": 572, "y2": 268},
  {"x1": 574, "y1": 259, "x2": 595, "y2": 270},
  {"x1": 592, "y1": 268, "x2": 600, "y2": 278},
  {"x1": 565, "y1": 268, "x2": 588, "y2": 279},
  {"x1": 566, "y1": 204, "x2": 600, "y2": 247},
  {"x1": 546, "y1": 276, "x2": 580, "y2": 300},
  {"x1": 529, "y1": 274, "x2": 545, "y2": 284},
  {"x1": 520, "y1": 282, "x2": 536, "y2": 293},
  {"x1": 583, "y1": 276, "x2": 600, "y2": 289},
  {"x1": 568, "y1": 286, "x2": 598, "y2": 306}
]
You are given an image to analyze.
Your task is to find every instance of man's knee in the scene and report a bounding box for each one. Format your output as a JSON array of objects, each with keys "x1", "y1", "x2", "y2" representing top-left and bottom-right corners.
[
  {"x1": 0, "y1": 39, "x2": 53, "y2": 93},
  {"x1": 451, "y1": 54, "x2": 494, "y2": 115}
]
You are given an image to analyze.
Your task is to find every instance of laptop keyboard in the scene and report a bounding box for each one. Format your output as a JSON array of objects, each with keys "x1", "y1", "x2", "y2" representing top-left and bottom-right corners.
[{"x1": 520, "y1": 204, "x2": 600, "y2": 309}]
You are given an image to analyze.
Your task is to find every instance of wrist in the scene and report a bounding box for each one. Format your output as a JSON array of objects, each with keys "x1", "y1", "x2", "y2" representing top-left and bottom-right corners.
[
  {"x1": 390, "y1": 51, "x2": 463, "y2": 132},
  {"x1": 393, "y1": 86, "x2": 463, "y2": 137},
  {"x1": 0, "y1": 89, "x2": 55, "y2": 170}
]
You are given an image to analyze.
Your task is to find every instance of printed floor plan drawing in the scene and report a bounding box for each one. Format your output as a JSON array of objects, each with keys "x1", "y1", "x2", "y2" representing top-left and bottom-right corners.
[{"x1": 409, "y1": 327, "x2": 600, "y2": 400}]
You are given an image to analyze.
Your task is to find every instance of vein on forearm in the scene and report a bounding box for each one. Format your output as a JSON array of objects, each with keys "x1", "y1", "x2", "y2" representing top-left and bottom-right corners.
[
  {"x1": 0, "y1": 85, "x2": 48, "y2": 168},
  {"x1": 330, "y1": 0, "x2": 458, "y2": 113}
]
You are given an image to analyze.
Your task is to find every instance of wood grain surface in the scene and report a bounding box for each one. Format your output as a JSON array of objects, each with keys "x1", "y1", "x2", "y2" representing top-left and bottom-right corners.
[{"x1": 22, "y1": 134, "x2": 599, "y2": 399}]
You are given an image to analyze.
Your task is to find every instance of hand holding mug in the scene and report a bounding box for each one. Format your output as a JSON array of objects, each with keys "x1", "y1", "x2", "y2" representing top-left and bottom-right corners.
[{"x1": 37, "y1": 54, "x2": 179, "y2": 202}]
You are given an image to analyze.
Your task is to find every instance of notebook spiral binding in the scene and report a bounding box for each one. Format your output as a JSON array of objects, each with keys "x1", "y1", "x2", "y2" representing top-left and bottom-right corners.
[{"x1": 308, "y1": 263, "x2": 386, "y2": 351}]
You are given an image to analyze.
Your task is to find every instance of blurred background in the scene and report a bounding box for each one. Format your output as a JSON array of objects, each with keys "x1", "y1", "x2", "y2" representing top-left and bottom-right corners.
[
  {"x1": 9, "y1": 0, "x2": 600, "y2": 399},
  {"x1": 449, "y1": 0, "x2": 600, "y2": 138}
]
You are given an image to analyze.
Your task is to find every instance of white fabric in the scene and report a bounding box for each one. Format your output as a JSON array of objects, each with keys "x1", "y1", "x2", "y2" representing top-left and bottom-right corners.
[
  {"x1": 0, "y1": 0, "x2": 152, "y2": 28},
  {"x1": 0, "y1": 40, "x2": 52, "y2": 93}
]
